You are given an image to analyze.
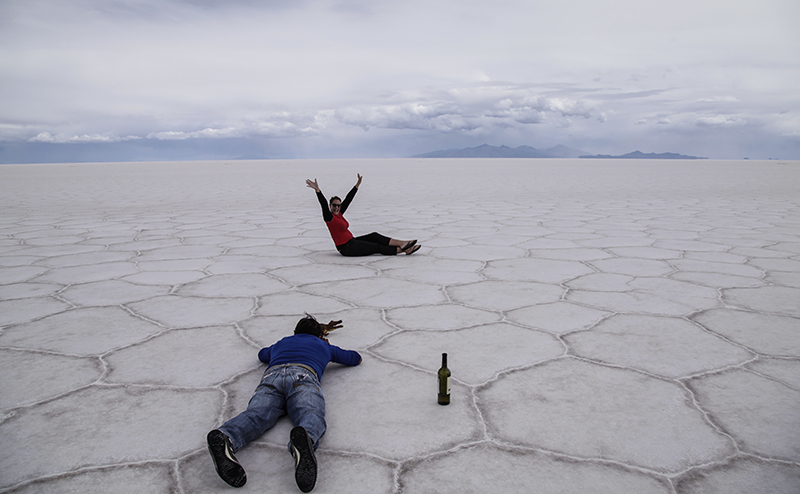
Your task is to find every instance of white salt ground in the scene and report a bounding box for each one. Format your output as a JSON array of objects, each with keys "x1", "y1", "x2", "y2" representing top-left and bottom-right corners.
[{"x1": 1, "y1": 158, "x2": 799, "y2": 493}]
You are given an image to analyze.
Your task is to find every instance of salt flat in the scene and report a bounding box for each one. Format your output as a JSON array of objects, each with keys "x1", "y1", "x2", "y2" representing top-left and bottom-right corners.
[{"x1": 1, "y1": 158, "x2": 799, "y2": 493}]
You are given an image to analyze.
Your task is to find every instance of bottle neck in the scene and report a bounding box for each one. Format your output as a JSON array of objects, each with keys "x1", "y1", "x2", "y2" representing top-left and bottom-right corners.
[{"x1": 442, "y1": 353, "x2": 447, "y2": 366}]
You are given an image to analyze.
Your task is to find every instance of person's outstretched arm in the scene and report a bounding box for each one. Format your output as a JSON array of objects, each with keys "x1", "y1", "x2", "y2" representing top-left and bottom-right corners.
[
  {"x1": 339, "y1": 174, "x2": 361, "y2": 215},
  {"x1": 306, "y1": 178, "x2": 333, "y2": 222},
  {"x1": 329, "y1": 344, "x2": 362, "y2": 366}
]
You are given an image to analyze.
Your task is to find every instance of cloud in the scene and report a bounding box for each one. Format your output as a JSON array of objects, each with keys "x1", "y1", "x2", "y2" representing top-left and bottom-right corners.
[
  {"x1": 330, "y1": 85, "x2": 597, "y2": 134},
  {"x1": 147, "y1": 128, "x2": 240, "y2": 140},
  {"x1": 695, "y1": 115, "x2": 748, "y2": 127},
  {"x1": 335, "y1": 102, "x2": 466, "y2": 132},
  {"x1": 590, "y1": 89, "x2": 672, "y2": 101},
  {"x1": 27, "y1": 132, "x2": 141, "y2": 144},
  {"x1": 2, "y1": 0, "x2": 798, "y2": 160}
]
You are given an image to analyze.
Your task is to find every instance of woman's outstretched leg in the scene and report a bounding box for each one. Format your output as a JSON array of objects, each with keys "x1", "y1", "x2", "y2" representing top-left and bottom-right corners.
[
  {"x1": 338, "y1": 233, "x2": 419, "y2": 256},
  {"x1": 358, "y1": 233, "x2": 417, "y2": 254},
  {"x1": 339, "y1": 235, "x2": 395, "y2": 256}
]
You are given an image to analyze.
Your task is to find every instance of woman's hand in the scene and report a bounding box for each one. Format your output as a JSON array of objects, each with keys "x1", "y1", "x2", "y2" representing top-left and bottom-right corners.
[
  {"x1": 355, "y1": 174, "x2": 362, "y2": 188},
  {"x1": 305, "y1": 178, "x2": 320, "y2": 193}
]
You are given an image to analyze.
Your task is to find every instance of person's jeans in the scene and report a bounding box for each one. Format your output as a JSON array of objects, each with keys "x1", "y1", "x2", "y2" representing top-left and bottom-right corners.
[{"x1": 219, "y1": 365, "x2": 326, "y2": 452}]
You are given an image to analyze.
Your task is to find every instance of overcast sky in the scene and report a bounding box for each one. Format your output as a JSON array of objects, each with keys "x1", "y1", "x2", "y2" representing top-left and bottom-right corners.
[{"x1": 1, "y1": 0, "x2": 798, "y2": 163}]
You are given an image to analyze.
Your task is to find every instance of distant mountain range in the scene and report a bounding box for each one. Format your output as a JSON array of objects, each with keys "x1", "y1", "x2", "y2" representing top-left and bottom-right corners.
[
  {"x1": 579, "y1": 150, "x2": 707, "y2": 160},
  {"x1": 412, "y1": 144, "x2": 588, "y2": 159},
  {"x1": 413, "y1": 145, "x2": 706, "y2": 160}
]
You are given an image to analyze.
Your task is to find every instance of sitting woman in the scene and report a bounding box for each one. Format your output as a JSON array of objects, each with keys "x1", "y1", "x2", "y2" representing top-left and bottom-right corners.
[{"x1": 306, "y1": 174, "x2": 420, "y2": 257}]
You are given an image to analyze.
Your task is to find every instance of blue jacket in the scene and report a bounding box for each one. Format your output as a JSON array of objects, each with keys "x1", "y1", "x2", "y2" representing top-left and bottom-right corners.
[{"x1": 257, "y1": 333, "x2": 361, "y2": 379}]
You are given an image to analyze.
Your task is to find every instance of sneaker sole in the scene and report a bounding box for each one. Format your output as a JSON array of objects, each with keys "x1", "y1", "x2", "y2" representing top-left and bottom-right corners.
[
  {"x1": 290, "y1": 427, "x2": 317, "y2": 493},
  {"x1": 207, "y1": 430, "x2": 247, "y2": 488}
]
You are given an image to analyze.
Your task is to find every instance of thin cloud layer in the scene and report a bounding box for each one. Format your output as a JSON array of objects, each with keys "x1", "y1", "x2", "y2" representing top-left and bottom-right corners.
[
  {"x1": 28, "y1": 133, "x2": 142, "y2": 144},
  {"x1": 1, "y1": 0, "x2": 798, "y2": 161}
]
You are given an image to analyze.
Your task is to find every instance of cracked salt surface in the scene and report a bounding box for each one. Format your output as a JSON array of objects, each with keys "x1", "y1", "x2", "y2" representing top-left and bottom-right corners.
[{"x1": 1, "y1": 158, "x2": 799, "y2": 493}]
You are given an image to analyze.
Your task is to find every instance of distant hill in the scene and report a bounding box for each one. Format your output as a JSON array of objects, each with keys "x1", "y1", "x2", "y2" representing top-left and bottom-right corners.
[
  {"x1": 579, "y1": 150, "x2": 707, "y2": 160},
  {"x1": 412, "y1": 144, "x2": 588, "y2": 159}
]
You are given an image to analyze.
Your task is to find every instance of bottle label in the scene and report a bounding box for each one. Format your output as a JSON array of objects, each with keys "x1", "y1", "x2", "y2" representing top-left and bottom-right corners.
[{"x1": 439, "y1": 376, "x2": 450, "y2": 395}]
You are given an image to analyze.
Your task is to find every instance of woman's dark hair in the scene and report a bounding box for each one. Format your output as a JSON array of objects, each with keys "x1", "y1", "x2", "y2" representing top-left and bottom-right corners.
[
  {"x1": 329, "y1": 196, "x2": 341, "y2": 206},
  {"x1": 294, "y1": 314, "x2": 322, "y2": 337}
]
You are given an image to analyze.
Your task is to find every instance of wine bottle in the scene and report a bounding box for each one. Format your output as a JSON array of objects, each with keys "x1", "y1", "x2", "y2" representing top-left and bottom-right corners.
[{"x1": 437, "y1": 353, "x2": 451, "y2": 405}]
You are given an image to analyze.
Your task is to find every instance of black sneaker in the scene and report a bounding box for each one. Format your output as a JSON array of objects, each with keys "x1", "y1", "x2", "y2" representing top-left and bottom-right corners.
[
  {"x1": 207, "y1": 429, "x2": 247, "y2": 488},
  {"x1": 290, "y1": 426, "x2": 317, "y2": 492}
]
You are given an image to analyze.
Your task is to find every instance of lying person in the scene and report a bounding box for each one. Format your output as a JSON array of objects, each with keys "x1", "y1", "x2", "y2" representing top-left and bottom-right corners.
[{"x1": 207, "y1": 315, "x2": 361, "y2": 492}]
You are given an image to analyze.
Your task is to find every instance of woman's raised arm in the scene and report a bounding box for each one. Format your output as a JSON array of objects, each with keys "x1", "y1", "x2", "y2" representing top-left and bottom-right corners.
[
  {"x1": 307, "y1": 178, "x2": 332, "y2": 222},
  {"x1": 305, "y1": 178, "x2": 321, "y2": 193}
]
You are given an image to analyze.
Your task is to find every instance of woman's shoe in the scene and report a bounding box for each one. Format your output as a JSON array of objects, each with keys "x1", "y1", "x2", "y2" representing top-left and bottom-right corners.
[
  {"x1": 405, "y1": 244, "x2": 421, "y2": 255},
  {"x1": 401, "y1": 239, "x2": 417, "y2": 252}
]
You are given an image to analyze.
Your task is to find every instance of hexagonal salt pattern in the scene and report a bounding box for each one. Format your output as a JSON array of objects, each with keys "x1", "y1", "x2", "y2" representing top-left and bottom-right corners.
[
  {"x1": 674, "y1": 457, "x2": 800, "y2": 494},
  {"x1": 565, "y1": 314, "x2": 753, "y2": 378},
  {"x1": 686, "y1": 369, "x2": 800, "y2": 463},
  {"x1": 478, "y1": 358, "x2": 736, "y2": 473},
  {"x1": 2, "y1": 159, "x2": 799, "y2": 493},
  {"x1": 372, "y1": 323, "x2": 564, "y2": 385},
  {"x1": 6, "y1": 465, "x2": 179, "y2": 494},
  {"x1": 0, "y1": 386, "x2": 221, "y2": 488},
  {"x1": 400, "y1": 444, "x2": 673, "y2": 494}
]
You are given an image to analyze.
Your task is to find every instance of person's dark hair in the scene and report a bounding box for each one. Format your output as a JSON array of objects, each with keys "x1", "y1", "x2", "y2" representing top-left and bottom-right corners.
[
  {"x1": 295, "y1": 314, "x2": 322, "y2": 337},
  {"x1": 329, "y1": 196, "x2": 341, "y2": 206}
]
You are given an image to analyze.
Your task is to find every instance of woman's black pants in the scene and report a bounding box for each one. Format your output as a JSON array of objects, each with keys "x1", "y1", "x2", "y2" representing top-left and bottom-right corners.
[{"x1": 337, "y1": 232, "x2": 396, "y2": 256}]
